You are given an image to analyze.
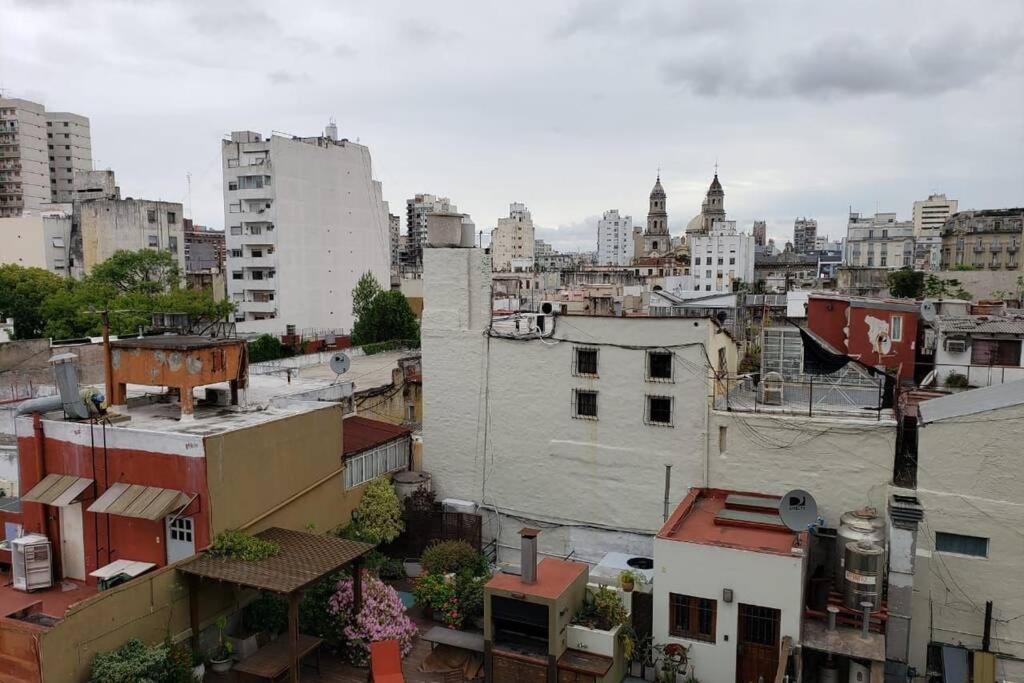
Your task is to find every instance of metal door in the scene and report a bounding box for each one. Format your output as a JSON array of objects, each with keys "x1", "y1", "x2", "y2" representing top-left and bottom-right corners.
[
  {"x1": 165, "y1": 515, "x2": 196, "y2": 564},
  {"x1": 59, "y1": 503, "x2": 86, "y2": 580},
  {"x1": 736, "y1": 603, "x2": 780, "y2": 683}
]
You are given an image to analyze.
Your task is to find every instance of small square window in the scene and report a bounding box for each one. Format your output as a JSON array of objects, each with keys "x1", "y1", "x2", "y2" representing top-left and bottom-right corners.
[
  {"x1": 168, "y1": 236, "x2": 178, "y2": 253},
  {"x1": 935, "y1": 532, "x2": 988, "y2": 558},
  {"x1": 167, "y1": 211, "x2": 177, "y2": 224},
  {"x1": 148, "y1": 235, "x2": 159, "y2": 247},
  {"x1": 574, "y1": 389, "x2": 598, "y2": 419},
  {"x1": 574, "y1": 347, "x2": 598, "y2": 376},
  {"x1": 647, "y1": 351, "x2": 673, "y2": 381},
  {"x1": 646, "y1": 395, "x2": 673, "y2": 426},
  {"x1": 147, "y1": 209, "x2": 157, "y2": 223},
  {"x1": 232, "y1": 271, "x2": 243, "y2": 280}
]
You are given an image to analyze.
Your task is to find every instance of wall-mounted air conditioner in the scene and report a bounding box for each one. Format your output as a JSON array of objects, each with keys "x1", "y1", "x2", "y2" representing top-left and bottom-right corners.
[
  {"x1": 944, "y1": 338, "x2": 967, "y2": 354},
  {"x1": 11, "y1": 534, "x2": 53, "y2": 592}
]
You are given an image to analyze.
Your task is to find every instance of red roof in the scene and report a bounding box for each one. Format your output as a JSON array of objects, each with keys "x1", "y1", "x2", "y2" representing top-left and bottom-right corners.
[
  {"x1": 486, "y1": 557, "x2": 587, "y2": 599},
  {"x1": 657, "y1": 488, "x2": 805, "y2": 557},
  {"x1": 343, "y1": 416, "x2": 411, "y2": 457}
]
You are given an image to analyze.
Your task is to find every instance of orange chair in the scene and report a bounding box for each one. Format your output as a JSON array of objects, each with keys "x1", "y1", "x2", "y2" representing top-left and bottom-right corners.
[{"x1": 369, "y1": 639, "x2": 405, "y2": 683}]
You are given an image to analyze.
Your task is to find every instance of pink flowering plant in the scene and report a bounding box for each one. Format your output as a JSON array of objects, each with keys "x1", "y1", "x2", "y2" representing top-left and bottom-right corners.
[{"x1": 327, "y1": 572, "x2": 417, "y2": 666}]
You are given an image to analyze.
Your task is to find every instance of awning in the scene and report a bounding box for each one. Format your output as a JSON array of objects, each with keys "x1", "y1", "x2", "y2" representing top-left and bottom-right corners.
[
  {"x1": 87, "y1": 482, "x2": 189, "y2": 521},
  {"x1": 21, "y1": 474, "x2": 94, "y2": 506}
]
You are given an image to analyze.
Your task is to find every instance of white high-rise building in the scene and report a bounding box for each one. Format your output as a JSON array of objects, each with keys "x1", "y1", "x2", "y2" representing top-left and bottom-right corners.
[
  {"x1": 689, "y1": 220, "x2": 755, "y2": 294},
  {"x1": 0, "y1": 98, "x2": 50, "y2": 217},
  {"x1": 221, "y1": 126, "x2": 390, "y2": 333},
  {"x1": 913, "y1": 194, "x2": 958, "y2": 270},
  {"x1": 45, "y1": 111, "x2": 92, "y2": 203},
  {"x1": 490, "y1": 202, "x2": 535, "y2": 272},
  {"x1": 597, "y1": 209, "x2": 634, "y2": 266}
]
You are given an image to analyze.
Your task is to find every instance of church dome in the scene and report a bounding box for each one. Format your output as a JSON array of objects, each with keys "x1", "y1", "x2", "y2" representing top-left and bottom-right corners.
[{"x1": 686, "y1": 214, "x2": 703, "y2": 233}]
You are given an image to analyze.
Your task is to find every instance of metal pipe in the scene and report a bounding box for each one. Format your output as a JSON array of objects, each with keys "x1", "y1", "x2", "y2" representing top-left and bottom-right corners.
[
  {"x1": 14, "y1": 395, "x2": 64, "y2": 417},
  {"x1": 861, "y1": 601, "x2": 872, "y2": 638},
  {"x1": 102, "y1": 310, "x2": 114, "y2": 408},
  {"x1": 663, "y1": 464, "x2": 672, "y2": 522},
  {"x1": 827, "y1": 605, "x2": 839, "y2": 631}
]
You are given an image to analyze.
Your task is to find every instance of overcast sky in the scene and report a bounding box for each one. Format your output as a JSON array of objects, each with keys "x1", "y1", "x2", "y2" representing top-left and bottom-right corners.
[{"x1": 3, "y1": 0, "x2": 1022, "y2": 251}]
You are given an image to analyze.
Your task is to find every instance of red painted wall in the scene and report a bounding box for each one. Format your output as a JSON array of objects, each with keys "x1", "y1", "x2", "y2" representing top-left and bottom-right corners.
[
  {"x1": 16, "y1": 430, "x2": 211, "y2": 583},
  {"x1": 806, "y1": 298, "x2": 850, "y2": 353},
  {"x1": 807, "y1": 297, "x2": 918, "y2": 381}
]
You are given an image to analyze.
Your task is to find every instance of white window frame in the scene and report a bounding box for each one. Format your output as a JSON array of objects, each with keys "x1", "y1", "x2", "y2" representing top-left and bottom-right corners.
[
  {"x1": 344, "y1": 437, "x2": 409, "y2": 489},
  {"x1": 891, "y1": 315, "x2": 903, "y2": 342}
]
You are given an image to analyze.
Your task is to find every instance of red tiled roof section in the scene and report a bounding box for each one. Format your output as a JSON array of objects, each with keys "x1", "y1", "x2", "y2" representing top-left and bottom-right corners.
[
  {"x1": 486, "y1": 558, "x2": 587, "y2": 599},
  {"x1": 343, "y1": 416, "x2": 411, "y2": 457}
]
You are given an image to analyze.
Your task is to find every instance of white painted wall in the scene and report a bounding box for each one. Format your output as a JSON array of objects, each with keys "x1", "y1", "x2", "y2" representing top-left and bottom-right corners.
[
  {"x1": 423, "y1": 246, "x2": 731, "y2": 562},
  {"x1": 652, "y1": 537, "x2": 804, "y2": 683},
  {"x1": 934, "y1": 334, "x2": 1024, "y2": 387},
  {"x1": 689, "y1": 221, "x2": 755, "y2": 294},
  {"x1": 597, "y1": 209, "x2": 634, "y2": 266}
]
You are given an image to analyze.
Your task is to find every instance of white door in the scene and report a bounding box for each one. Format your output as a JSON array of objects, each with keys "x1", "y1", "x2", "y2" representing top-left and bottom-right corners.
[
  {"x1": 59, "y1": 503, "x2": 86, "y2": 580},
  {"x1": 165, "y1": 516, "x2": 196, "y2": 564}
]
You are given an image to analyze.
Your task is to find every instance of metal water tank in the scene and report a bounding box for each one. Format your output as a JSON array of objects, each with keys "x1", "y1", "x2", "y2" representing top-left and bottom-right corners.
[
  {"x1": 840, "y1": 507, "x2": 885, "y2": 533},
  {"x1": 843, "y1": 541, "x2": 884, "y2": 611},
  {"x1": 835, "y1": 515, "x2": 885, "y2": 581},
  {"x1": 392, "y1": 470, "x2": 431, "y2": 501},
  {"x1": 848, "y1": 660, "x2": 870, "y2": 683}
]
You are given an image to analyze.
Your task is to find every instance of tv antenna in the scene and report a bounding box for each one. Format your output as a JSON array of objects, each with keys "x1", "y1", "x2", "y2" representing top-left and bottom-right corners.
[{"x1": 329, "y1": 351, "x2": 351, "y2": 382}]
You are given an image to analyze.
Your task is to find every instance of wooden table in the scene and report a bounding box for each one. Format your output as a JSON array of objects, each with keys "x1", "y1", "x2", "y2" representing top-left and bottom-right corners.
[
  {"x1": 233, "y1": 634, "x2": 324, "y2": 682},
  {"x1": 421, "y1": 626, "x2": 485, "y2": 653}
]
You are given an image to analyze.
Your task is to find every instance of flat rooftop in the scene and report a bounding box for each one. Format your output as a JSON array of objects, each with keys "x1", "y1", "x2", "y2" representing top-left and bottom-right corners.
[
  {"x1": 486, "y1": 557, "x2": 587, "y2": 600},
  {"x1": 110, "y1": 336, "x2": 243, "y2": 351},
  {"x1": 658, "y1": 488, "x2": 806, "y2": 557}
]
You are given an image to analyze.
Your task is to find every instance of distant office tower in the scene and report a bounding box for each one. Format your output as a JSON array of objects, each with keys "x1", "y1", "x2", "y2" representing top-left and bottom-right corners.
[
  {"x1": 45, "y1": 111, "x2": 92, "y2": 203},
  {"x1": 597, "y1": 209, "x2": 634, "y2": 266},
  {"x1": 222, "y1": 125, "x2": 390, "y2": 333},
  {"x1": 689, "y1": 220, "x2": 755, "y2": 293},
  {"x1": 793, "y1": 217, "x2": 817, "y2": 254},
  {"x1": 913, "y1": 194, "x2": 958, "y2": 270},
  {"x1": 389, "y1": 212, "x2": 401, "y2": 274},
  {"x1": 752, "y1": 220, "x2": 767, "y2": 247},
  {"x1": 405, "y1": 194, "x2": 456, "y2": 272},
  {"x1": 844, "y1": 212, "x2": 915, "y2": 269},
  {"x1": 183, "y1": 219, "x2": 225, "y2": 273},
  {"x1": 491, "y1": 202, "x2": 535, "y2": 271}
]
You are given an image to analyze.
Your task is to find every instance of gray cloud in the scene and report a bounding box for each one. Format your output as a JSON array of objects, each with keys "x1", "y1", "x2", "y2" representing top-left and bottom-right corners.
[
  {"x1": 397, "y1": 18, "x2": 459, "y2": 45},
  {"x1": 333, "y1": 44, "x2": 357, "y2": 58},
  {"x1": 267, "y1": 70, "x2": 308, "y2": 85}
]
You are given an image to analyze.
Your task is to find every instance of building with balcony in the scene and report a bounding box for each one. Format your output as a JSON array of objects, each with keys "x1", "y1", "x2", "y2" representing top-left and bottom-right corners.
[
  {"x1": 688, "y1": 220, "x2": 755, "y2": 294},
  {"x1": 793, "y1": 217, "x2": 817, "y2": 254},
  {"x1": 403, "y1": 193, "x2": 457, "y2": 273},
  {"x1": 0, "y1": 98, "x2": 49, "y2": 217},
  {"x1": 912, "y1": 193, "x2": 957, "y2": 270},
  {"x1": 44, "y1": 111, "x2": 92, "y2": 203},
  {"x1": 843, "y1": 211, "x2": 915, "y2": 269},
  {"x1": 939, "y1": 208, "x2": 1024, "y2": 271},
  {"x1": 221, "y1": 125, "x2": 390, "y2": 333},
  {"x1": 490, "y1": 202, "x2": 535, "y2": 272},
  {"x1": 596, "y1": 209, "x2": 634, "y2": 266}
]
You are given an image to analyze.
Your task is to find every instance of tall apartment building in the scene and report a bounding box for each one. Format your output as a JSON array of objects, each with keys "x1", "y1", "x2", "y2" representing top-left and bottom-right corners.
[
  {"x1": 793, "y1": 217, "x2": 817, "y2": 253},
  {"x1": 45, "y1": 112, "x2": 92, "y2": 202},
  {"x1": 752, "y1": 219, "x2": 767, "y2": 247},
  {"x1": 940, "y1": 208, "x2": 1024, "y2": 271},
  {"x1": 844, "y1": 211, "x2": 915, "y2": 269},
  {"x1": 597, "y1": 209, "x2": 634, "y2": 266},
  {"x1": 0, "y1": 98, "x2": 49, "y2": 217},
  {"x1": 913, "y1": 194, "x2": 958, "y2": 270},
  {"x1": 183, "y1": 219, "x2": 225, "y2": 273},
  {"x1": 389, "y1": 212, "x2": 401, "y2": 274},
  {"x1": 490, "y1": 202, "x2": 535, "y2": 272},
  {"x1": 404, "y1": 194, "x2": 456, "y2": 272},
  {"x1": 689, "y1": 220, "x2": 755, "y2": 293},
  {"x1": 222, "y1": 126, "x2": 390, "y2": 333}
]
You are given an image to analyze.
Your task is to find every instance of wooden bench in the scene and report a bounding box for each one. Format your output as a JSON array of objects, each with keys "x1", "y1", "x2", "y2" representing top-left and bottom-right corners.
[
  {"x1": 233, "y1": 633, "x2": 324, "y2": 682},
  {"x1": 422, "y1": 626, "x2": 485, "y2": 653}
]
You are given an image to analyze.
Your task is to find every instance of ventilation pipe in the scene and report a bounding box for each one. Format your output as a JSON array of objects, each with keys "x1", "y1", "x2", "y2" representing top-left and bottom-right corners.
[
  {"x1": 886, "y1": 495, "x2": 924, "y2": 671},
  {"x1": 13, "y1": 395, "x2": 64, "y2": 417},
  {"x1": 827, "y1": 605, "x2": 839, "y2": 631},
  {"x1": 49, "y1": 353, "x2": 90, "y2": 419},
  {"x1": 520, "y1": 528, "x2": 539, "y2": 585}
]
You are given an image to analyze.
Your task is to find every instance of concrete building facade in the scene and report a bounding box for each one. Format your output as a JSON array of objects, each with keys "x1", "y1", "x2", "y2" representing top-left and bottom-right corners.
[
  {"x1": 844, "y1": 211, "x2": 915, "y2": 269},
  {"x1": 0, "y1": 98, "x2": 49, "y2": 217},
  {"x1": 389, "y1": 212, "x2": 401, "y2": 275},
  {"x1": 221, "y1": 127, "x2": 390, "y2": 333},
  {"x1": 597, "y1": 209, "x2": 634, "y2": 266},
  {"x1": 422, "y1": 244, "x2": 738, "y2": 563},
  {"x1": 0, "y1": 207, "x2": 73, "y2": 274},
  {"x1": 793, "y1": 217, "x2": 817, "y2": 254},
  {"x1": 45, "y1": 112, "x2": 92, "y2": 203},
  {"x1": 689, "y1": 220, "x2": 755, "y2": 294},
  {"x1": 490, "y1": 202, "x2": 535, "y2": 272},
  {"x1": 75, "y1": 196, "x2": 186, "y2": 277},
  {"x1": 913, "y1": 194, "x2": 957, "y2": 271},
  {"x1": 939, "y1": 208, "x2": 1024, "y2": 271},
  {"x1": 752, "y1": 219, "x2": 767, "y2": 247},
  {"x1": 404, "y1": 194, "x2": 456, "y2": 273}
]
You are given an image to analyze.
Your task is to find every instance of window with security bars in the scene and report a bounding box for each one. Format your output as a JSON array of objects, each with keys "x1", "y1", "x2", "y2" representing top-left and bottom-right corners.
[
  {"x1": 344, "y1": 437, "x2": 410, "y2": 489},
  {"x1": 738, "y1": 604, "x2": 780, "y2": 646},
  {"x1": 573, "y1": 389, "x2": 598, "y2": 419},
  {"x1": 669, "y1": 593, "x2": 716, "y2": 642},
  {"x1": 645, "y1": 395, "x2": 673, "y2": 426},
  {"x1": 168, "y1": 516, "x2": 194, "y2": 543},
  {"x1": 647, "y1": 351, "x2": 673, "y2": 381},
  {"x1": 573, "y1": 347, "x2": 599, "y2": 376}
]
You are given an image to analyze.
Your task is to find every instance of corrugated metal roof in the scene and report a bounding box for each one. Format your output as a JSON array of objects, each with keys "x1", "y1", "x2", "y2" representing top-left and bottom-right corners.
[
  {"x1": 87, "y1": 482, "x2": 189, "y2": 521},
  {"x1": 919, "y1": 379, "x2": 1024, "y2": 424},
  {"x1": 20, "y1": 474, "x2": 93, "y2": 506},
  {"x1": 343, "y1": 416, "x2": 411, "y2": 456},
  {"x1": 178, "y1": 527, "x2": 374, "y2": 594}
]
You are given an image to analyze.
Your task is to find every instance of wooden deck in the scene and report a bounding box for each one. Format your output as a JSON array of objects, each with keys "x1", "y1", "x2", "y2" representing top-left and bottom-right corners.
[{"x1": 206, "y1": 614, "x2": 450, "y2": 683}]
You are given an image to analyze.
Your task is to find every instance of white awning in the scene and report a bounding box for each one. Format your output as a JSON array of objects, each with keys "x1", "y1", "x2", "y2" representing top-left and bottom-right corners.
[
  {"x1": 87, "y1": 483, "x2": 189, "y2": 521},
  {"x1": 20, "y1": 474, "x2": 94, "y2": 507}
]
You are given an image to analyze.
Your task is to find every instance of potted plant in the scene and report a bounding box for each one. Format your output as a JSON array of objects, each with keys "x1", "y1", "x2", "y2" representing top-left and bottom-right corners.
[
  {"x1": 567, "y1": 586, "x2": 634, "y2": 658},
  {"x1": 191, "y1": 648, "x2": 206, "y2": 682},
  {"x1": 209, "y1": 616, "x2": 234, "y2": 673},
  {"x1": 619, "y1": 569, "x2": 637, "y2": 592}
]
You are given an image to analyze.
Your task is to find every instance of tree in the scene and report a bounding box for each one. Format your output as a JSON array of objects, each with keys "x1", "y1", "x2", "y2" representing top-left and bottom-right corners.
[
  {"x1": 90, "y1": 249, "x2": 180, "y2": 294},
  {"x1": 887, "y1": 268, "x2": 924, "y2": 299},
  {"x1": 0, "y1": 265, "x2": 68, "y2": 339},
  {"x1": 351, "y1": 290, "x2": 419, "y2": 346},
  {"x1": 924, "y1": 275, "x2": 972, "y2": 301},
  {"x1": 248, "y1": 334, "x2": 288, "y2": 363},
  {"x1": 350, "y1": 478, "x2": 403, "y2": 544},
  {"x1": 351, "y1": 272, "x2": 383, "y2": 323}
]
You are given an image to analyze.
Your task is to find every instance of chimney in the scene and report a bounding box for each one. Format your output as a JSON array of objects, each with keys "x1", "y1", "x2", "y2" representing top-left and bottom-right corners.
[
  {"x1": 520, "y1": 527, "x2": 540, "y2": 585},
  {"x1": 886, "y1": 495, "x2": 924, "y2": 672}
]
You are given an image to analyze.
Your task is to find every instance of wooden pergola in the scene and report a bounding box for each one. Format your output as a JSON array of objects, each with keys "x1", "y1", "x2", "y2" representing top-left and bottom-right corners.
[{"x1": 178, "y1": 527, "x2": 375, "y2": 683}]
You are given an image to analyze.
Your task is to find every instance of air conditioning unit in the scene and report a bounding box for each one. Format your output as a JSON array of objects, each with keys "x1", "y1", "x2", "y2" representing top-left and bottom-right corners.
[
  {"x1": 944, "y1": 338, "x2": 967, "y2": 354},
  {"x1": 11, "y1": 534, "x2": 53, "y2": 592},
  {"x1": 441, "y1": 498, "x2": 478, "y2": 515}
]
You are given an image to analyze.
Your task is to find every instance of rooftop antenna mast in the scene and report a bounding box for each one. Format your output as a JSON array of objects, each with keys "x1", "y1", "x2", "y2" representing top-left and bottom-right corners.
[{"x1": 186, "y1": 172, "x2": 193, "y2": 219}]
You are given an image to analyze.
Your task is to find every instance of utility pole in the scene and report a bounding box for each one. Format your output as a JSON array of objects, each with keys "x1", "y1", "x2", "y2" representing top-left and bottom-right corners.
[{"x1": 101, "y1": 311, "x2": 114, "y2": 407}]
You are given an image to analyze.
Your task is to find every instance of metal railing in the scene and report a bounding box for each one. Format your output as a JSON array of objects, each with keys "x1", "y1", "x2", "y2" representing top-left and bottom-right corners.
[{"x1": 716, "y1": 372, "x2": 887, "y2": 419}]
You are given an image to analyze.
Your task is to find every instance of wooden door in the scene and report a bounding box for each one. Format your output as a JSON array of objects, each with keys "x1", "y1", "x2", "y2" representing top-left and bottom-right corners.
[
  {"x1": 59, "y1": 503, "x2": 85, "y2": 580},
  {"x1": 736, "y1": 604, "x2": 780, "y2": 683}
]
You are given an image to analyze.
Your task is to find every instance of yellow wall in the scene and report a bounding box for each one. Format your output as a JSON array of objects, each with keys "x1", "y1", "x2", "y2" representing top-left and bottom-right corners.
[
  {"x1": 354, "y1": 368, "x2": 422, "y2": 426},
  {"x1": 37, "y1": 563, "x2": 235, "y2": 683}
]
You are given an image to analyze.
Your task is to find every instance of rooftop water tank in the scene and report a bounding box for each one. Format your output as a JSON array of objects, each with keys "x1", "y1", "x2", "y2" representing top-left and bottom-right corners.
[
  {"x1": 843, "y1": 540, "x2": 884, "y2": 612},
  {"x1": 835, "y1": 511, "x2": 885, "y2": 583}
]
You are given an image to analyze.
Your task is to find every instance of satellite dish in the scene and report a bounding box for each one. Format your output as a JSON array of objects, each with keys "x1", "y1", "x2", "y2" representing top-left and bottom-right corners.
[
  {"x1": 329, "y1": 352, "x2": 350, "y2": 376},
  {"x1": 920, "y1": 300, "x2": 937, "y2": 323},
  {"x1": 778, "y1": 489, "x2": 818, "y2": 532}
]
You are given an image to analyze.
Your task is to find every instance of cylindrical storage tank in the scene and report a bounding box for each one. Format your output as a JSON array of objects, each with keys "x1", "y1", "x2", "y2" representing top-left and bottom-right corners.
[
  {"x1": 843, "y1": 541, "x2": 884, "y2": 612},
  {"x1": 391, "y1": 470, "x2": 431, "y2": 501},
  {"x1": 820, "y1": 660, "x2": 839, "y2": 683},
  {"x1": 848, "y1": 660, "x2": 870, "y2": 683},
  {"x1": 840, "y1": 507, "x2": 885, "y2": 533},
  {"x1": 835, "y1": 517, "x2": 885, "y2": 581}
]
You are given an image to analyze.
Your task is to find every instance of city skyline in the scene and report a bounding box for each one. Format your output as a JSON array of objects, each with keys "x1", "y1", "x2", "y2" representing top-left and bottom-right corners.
[{"x1": 3, "y1": 0, "x2": 1021, "y2": 253}]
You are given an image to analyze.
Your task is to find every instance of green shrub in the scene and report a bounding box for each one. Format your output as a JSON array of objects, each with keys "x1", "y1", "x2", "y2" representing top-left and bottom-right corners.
[
  {"x1": 90, "y1": 639, "x2": 169, "y2": 683},
  {"x1": 420, "y1": 540, "x2": 488, "y2": 576},
  {"x1": 351, "y1": 478, "x2": 403, "y2": 544},
  {"x1": 248, "y1": 334, "x2": 290, "y2": 363},
  {"x1": 208, "y1": 529, "x2": 281, "y2": 561},
  {"x1": 299, "y1": 572, "x2": 347, "y2": 650},
  {"x1": 455, "y1": 571, "x2": 487, "y2": 620},
  {"x1": 945, "y1": 372, "x2": 970, "y2": 389},
  {"x1": 243, "y1": 592, "x2": 289, "y2": 636},
  {"x1": 364, "y1": 550, "x2": 407, "y2": 581}
]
